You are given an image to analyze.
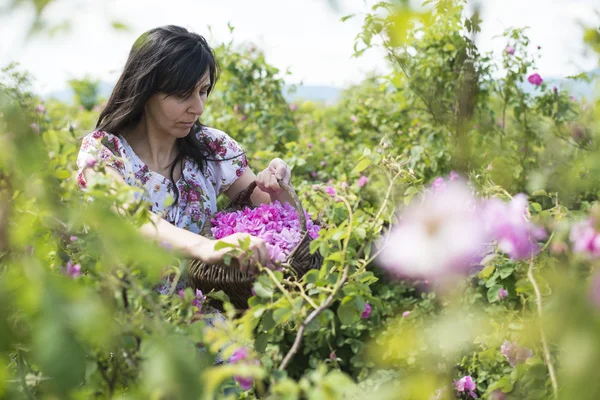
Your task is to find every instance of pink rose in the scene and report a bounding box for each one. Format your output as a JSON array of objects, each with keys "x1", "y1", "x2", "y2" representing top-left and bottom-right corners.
[
  {"x1": 357, "y1": 175, "x2": 369, "y2": 188},
  {"x1": 528, "y1": 73, "x2": 543, "y2": 86}
]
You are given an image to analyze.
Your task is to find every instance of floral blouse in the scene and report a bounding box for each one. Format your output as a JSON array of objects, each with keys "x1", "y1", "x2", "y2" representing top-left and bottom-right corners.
[{"x1": 76, "y1": 126, "x2": 248, "y2": 234}]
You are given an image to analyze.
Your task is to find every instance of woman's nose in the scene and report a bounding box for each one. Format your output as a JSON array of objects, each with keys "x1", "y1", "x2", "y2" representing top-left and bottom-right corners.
[{"x1": 188, "y1": 95, "x2": 204, "y2": 116}]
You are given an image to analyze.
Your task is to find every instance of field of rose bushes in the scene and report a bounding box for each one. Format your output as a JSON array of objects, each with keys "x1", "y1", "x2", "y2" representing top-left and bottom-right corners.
[{"x1": 1, "y1": 0, "x2": 600, "y2": 399}]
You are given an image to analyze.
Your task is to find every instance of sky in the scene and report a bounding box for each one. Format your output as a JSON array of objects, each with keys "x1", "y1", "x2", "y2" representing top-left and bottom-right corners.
[{"x1": 0, "y1": 0, "x2": 598, "y2": 95}]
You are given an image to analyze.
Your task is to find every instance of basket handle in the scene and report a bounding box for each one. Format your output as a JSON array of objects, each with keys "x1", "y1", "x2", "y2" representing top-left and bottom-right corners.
[
  {"x1": 277, "y1": 179, "x2": 307, "y2": 233},
  {"x1": 225, "y1": 179, "x2": 308, "y2": 233}
]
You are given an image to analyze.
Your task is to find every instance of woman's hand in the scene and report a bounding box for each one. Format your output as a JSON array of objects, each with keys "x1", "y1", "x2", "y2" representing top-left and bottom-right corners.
[
  {"x1": 189, "y1": 232, "x2": 270, "y2": 273},
  {"x1": 256, "y1": 158, "x2": 291, "y2": 196}
]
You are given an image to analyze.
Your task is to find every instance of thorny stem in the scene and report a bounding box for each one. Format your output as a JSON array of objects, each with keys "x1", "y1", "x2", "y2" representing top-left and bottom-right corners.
[
  {"x1": 285, "y1": 279, "x2": 318, "y2": 309},
  {"x1": 278, "y1": 196, "x2": 354, "y2": 371},
  {"x1": 371, "y1": 170, "x2": 402, "y2": 230},
  {"x1": 527, "y1": 258, "x2": 559, "y2": 398},
  {"x1": 262, "y1": 266, "x2": 295, "y2": 306}
]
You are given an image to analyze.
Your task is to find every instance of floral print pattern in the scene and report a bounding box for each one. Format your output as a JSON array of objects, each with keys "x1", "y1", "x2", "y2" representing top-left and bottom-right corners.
[{"x1": 76, "y1": 126, "x2": 248, "y2": 234}]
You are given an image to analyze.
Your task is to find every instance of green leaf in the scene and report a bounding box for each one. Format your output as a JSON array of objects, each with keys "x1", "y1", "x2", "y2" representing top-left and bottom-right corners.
[
  {"x1": 325, "y1": 251, "x2": 343, "y2": 262},
  {"x1": 261, "y1": 311, "x2": 276, "y2": 331},
  {"x1": 254, "y1": 332, "x2": 269, "y2": 353},
  {"x1": 337, "y1": 297, "x2": 360, "y2": 325},
  {"x1": 487, "y1": 285, "x2": 502, "y2": 303},
  {"x1": 531, "y1": 190, "x2": 548, "y2": 197},
  {"x1": 352, "y1": 158, "x2": 371, "y2": 174},
  {"x1": 530, "y1": 202, "x2": 542, "y2": 213},
  {"x1": 110, "y1": 21, "x2": 130, "y2": 31},
  {"x1": 253, "y1": 281, "x2": 273, "y2": 298},
  {"x1": 273, "y1": 307, "x2": 291, "y2": 326},
  {"x1": 207, "y1": 290, "x2": 230, "y2": 303},
  {"x1": 54, "y1": 169, "x2": 70, "y2": 179},
  {"x1": 214, "y1": 240, "x2": 236, "y2": 251},
  {"x1": 478, "y1": 265, "x2": 495, "y2": 279},
  {"x1": 340, "y1": 14, "x2": 355, "y2": 22}
]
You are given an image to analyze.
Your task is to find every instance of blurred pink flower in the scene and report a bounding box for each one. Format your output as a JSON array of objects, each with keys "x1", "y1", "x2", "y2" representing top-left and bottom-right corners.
[
  {"x1": 432, "y1": 177, "x2": 446, "y2": 191},
  {"x1": 324, "y1": 186, "x2": 337, "y2": 197},
  {"x1": 402, "y1": 311, "x2": 411, "y2": 317},
  {"x1": 35, "y1": 104, "x2": 46, "y2": 114},
  {"x1": 500, "y1": 340, "x2": 533, "y2": 367},
  {"x1": 329, "y1": 351, "x2": 337, "y2": 360},
  {"x1": 234, "y1": 104, "x2": 240, "y2": 113},
  {"x1": 487, "y1": 163, "x2": 493, "y2": 171},
  {"x1": 454, "y1": 375, "x2": 477, "y2": 398},
  {"x1": 230, "y1": 347, "x2": 249, "y2": 363},
  {"x1": 69, "y1": 236, "x2": 78, "y2": 242},
  {"x1": 230, "y1": 348, "x2": 255, "y2": 390},
  {"x1": 497, "y1": 288, "x2": 508, "y2": 300},
  {"x1": 65, "y1": 260, "x2": 81, "y2": 278},
  {"x1": 357, "y1": 175, "x2": 369, "y2": 187},
  {"x1": 449, "y1": 171, "x2": 460, "y2": 181},
  {"x1": 350, "y1": 115, "x2": 358, "y2": 123},
  {"x1": 307, "y1": 143, "x2": 313, "y2": 149},
  {"x1": 361, "y1": 303, "x2": 372, "y2": 319},
  {"x1": 528, "y1": 73, "x2": 543, "y2": 86},
  {"x1": 569, "y1": 218, "x2": 600, "y2": 258},
  {"x1": 289, "y1": 103, "x2": 297, "y2": 111},
  {"x1": 320, "y1": 161, "x2": 326, "y2": 167},
  {"x1": 311, "y1": 171, "x2": 317, "y2": 178},
  {"x1": 377, "y1": 181, "x2": 488, "y2": 282},
  {"x1": 320, "y1": 137, "x2": 326, "y2": 143},
  {"x1": 30, "y1": 122, "x2": 39, "y2": 134},
  {"x1": 482, "y1": 194, "x2": 546, "y2": 260},
  {"x1": 505, "y1": 45, "x2": 515, "y2": 55}
]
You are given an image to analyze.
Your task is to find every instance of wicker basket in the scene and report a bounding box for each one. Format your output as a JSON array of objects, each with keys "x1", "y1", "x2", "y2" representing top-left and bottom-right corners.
[{"x1": 188, "y1": 179, "x2": 323, "y2": 310}]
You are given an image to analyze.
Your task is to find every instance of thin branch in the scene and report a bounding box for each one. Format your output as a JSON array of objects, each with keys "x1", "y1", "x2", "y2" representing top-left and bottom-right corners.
[
  {"x1": 278, "y1": 196, "x2": 354, "y2": 371},
  {"x1": 262, "y1": 267, "x2": 295, "y2": 306},
  {"x1": 527, "y1": 258, "x2": 559, "y2": 398},
  {"x1": 284, "y1": 279, "x2": 318, "y2": 309},
  {"x1": 371, "y1": 170, "x2": 402, "y2": 229},
  {"x1": 278, "y1": 264, "x2": 350, "y2": 371}
]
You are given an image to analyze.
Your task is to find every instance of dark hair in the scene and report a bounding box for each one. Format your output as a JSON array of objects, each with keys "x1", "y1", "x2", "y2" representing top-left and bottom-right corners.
[{"x1": 97, "y1": 25, "x2": 221, "y2": 203}]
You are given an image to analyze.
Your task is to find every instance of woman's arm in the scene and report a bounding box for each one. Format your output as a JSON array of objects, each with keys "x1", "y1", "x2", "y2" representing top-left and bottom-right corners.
[
  {"x1": 82, "y1": 167, "x2": 209, "y2": 258},
  {"x1": 81, "y1": 167, "x2": 270, "y2": 270}
]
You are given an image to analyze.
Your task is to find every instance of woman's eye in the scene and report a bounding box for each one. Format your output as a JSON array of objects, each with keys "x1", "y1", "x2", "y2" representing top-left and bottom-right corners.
[{"x1": 199, "y1": 90, "x2": 208, "y2": 96}]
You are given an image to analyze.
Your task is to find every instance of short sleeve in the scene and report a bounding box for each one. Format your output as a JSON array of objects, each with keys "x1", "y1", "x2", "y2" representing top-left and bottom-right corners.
[
  {"x1": 76, "y1": 130, "x2": 128, "y2": 189},
  {"x1": 197, "y1": 127, "x2": 248, "y2": 195}
]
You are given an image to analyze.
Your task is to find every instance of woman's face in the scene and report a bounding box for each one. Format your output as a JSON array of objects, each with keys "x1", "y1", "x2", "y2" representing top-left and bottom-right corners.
[{"x1": 144, "y1": 72, "x2": 211, "y2": 138}]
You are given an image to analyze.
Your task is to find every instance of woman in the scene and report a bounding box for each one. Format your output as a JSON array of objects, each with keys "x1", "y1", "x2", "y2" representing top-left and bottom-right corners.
[{"x1": 76, "y1": 25, "x2": 293, "y2": 288}]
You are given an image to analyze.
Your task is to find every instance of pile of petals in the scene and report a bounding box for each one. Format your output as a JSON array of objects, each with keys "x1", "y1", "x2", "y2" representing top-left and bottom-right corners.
[{"x1": 211, "y1": 201, "x2": 321, "y2": 266}]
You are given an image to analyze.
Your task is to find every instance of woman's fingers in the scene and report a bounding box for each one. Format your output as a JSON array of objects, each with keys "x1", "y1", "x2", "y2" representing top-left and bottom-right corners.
[
  {"x1": 256, "y1": 169, "x2": 282, "y2": 194},
  {"x1": 216, "y1": 233, "x2": 272, "y2": 273}
]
